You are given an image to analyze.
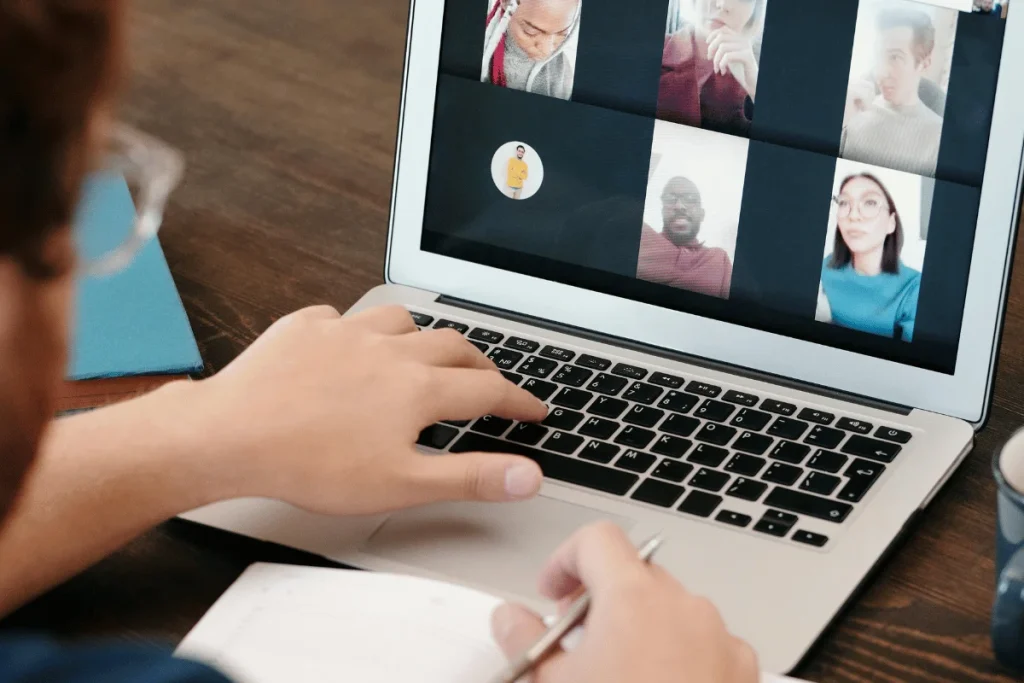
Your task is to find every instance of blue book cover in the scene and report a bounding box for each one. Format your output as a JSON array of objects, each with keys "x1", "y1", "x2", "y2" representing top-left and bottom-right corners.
[{"x1": 67, "y1": 172, "x2": 203, "y2": 381}]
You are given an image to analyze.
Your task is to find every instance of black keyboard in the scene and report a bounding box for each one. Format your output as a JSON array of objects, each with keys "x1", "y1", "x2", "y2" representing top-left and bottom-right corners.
[{"x1": 410, "y1": 311, "x2": 912, "y2": 550}]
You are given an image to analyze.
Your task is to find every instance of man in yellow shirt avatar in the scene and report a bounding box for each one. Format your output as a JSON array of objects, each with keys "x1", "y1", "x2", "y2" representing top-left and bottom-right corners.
[{"x1": 506, "y1": 145, "x2": 529, "y2": 199}]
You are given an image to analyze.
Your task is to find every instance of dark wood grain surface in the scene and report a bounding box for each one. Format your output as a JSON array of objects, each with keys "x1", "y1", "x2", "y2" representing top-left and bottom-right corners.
[{"x1": 3, "y1": 0, "x2": 1024, "y2": 680}]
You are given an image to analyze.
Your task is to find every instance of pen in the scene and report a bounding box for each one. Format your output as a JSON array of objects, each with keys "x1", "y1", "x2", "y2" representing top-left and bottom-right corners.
[{"x1": 488, "y1": 534, "x2": 664, "y2": 683}]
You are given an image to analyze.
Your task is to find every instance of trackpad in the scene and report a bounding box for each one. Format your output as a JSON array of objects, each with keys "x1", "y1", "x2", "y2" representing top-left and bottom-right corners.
[{"x1": 362, "y1": 496, "x2": 633, "y2": 599}]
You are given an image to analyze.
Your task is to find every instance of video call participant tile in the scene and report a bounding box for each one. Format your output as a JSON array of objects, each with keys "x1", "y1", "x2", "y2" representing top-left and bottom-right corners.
[
  {"x1": 839, "y1": 0, "x2": 958, "y2": 179},
  {"x1": 491, "y1": 141, "x2": 545, "y2": 200},
  {"x1": 816, "y1": 158, "x2": 932, "y2": 343},
  {"x1": 636, "y1": 120, "x2": 749, "y2": 300},
  {"x1": 657, "y1": 0, "x2": 768, "y2": 139},
  {"x1": 481, "y1": 0, "x2": 583, "y2": 101}
]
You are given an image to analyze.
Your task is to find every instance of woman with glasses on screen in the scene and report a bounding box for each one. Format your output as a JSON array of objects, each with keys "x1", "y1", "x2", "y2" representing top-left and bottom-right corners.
[
  {"x1": 819, "y1": 173, "x2": 922, "y2": 343},
  {"x1": 0, "y1": 2, "x2": 759, "y2": 682}
]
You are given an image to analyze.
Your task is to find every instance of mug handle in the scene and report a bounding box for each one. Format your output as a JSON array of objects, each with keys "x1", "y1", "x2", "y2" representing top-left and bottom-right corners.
[{"x1": 993, "y1": 547, "x2": 1024, "y2": 669}]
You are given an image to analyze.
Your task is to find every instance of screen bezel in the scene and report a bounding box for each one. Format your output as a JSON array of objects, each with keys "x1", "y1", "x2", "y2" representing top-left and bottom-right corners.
[{"x1": 385, "y1": 0, "x2": 1024, "y2": 424}]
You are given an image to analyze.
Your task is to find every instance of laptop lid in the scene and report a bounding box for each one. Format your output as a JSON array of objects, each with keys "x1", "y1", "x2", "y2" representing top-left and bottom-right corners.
[{"x1": 386, "y1": 0, "x2": 1023, "y2": 425}]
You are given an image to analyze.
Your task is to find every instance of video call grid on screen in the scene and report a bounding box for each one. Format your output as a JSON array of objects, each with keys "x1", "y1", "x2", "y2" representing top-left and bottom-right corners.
[{"x1": 423, "y1": 0, "x2": 1008, "y2": 374}]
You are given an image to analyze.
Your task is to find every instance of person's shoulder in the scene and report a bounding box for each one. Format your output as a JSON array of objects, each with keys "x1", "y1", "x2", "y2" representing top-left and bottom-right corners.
[
  {"x1": 899, "y1": 263, "x2": 923, "y2": 285},
  {"x1": 663, "y1": 24, "x2": 697, "y2": 66}
]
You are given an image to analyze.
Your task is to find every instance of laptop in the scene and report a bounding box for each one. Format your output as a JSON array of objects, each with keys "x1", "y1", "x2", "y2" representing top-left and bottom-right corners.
[{"x1": 181, "y1": 0, "x2": 1024, "y2": 674}]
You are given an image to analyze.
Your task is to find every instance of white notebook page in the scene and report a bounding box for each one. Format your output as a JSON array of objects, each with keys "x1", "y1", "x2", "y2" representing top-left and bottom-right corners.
[{"x1": 175, "y1": 562, "x2": 807, "y2": 683}]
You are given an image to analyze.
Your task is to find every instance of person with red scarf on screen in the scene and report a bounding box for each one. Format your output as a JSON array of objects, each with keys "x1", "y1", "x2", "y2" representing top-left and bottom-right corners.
[{"x1": 481, "y1": 0, "x2": 582, "y2": 101}]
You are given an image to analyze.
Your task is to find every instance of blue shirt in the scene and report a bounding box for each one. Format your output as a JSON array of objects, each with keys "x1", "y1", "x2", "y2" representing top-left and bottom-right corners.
[
  {"x1": 820, "y1": 256, "x2": 921, "y2": 342},
  {"x1": 0, "y1": 635, "x2": 230, "y2": 683}
]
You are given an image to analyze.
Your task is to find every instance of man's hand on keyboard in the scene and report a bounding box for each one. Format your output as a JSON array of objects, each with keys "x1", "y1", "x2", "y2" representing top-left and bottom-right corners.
[
  {"x1": 192, "y1": 305, "x2": 548, "y2": 514},
  {"x1": 491, "y1": 522, "x2": 759, "y2": 683}
]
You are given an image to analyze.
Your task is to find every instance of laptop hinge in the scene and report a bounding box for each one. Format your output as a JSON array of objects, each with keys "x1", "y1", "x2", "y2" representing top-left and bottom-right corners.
[{"x1": 437, "y1": 294, "x2": 913, "y2": 417}]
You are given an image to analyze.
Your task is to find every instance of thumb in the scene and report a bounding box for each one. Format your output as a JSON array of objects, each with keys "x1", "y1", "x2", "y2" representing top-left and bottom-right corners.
[
  {"x1": 411, "y1": 452, "x2": 543, "y2": 503},
  {"x1": 491, "y1": 602, "x2": 550, "y2": 658}
]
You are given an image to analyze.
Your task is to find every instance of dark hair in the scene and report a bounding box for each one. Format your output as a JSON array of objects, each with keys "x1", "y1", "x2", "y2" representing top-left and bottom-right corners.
[
  {"x1": 877, "y1": 6, "x2": 935, "y2": 64},
  {"x1": 829, "y1": 173, "x2": 903, "y2": 275},
  {"x1": 0, "y1": 1, "x2": 123, "y2": 278},
  {"x1": 516, "y1": 145, "x2": 525, "y2": 152}
]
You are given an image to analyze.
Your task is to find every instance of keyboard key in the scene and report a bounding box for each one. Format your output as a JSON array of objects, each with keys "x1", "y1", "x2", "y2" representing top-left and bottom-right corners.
[
  {"x1": 841, "y1": 435, "x2": 901, "y2": 463},
  {"x1": 652, "y1": 459, "x2": 694, "y2": 483},
  {"x1": 434, "y1": 319, "x2": 469, "y2": 334},
  {"x1": 505, "y1": 337, "x2": 540, "y2": 353},
  {"x1": 576, "y1": 354, "x2": 612, "y2": 371},
  {"x1": 623, "y1": 405, "x2": 665, "y2": 428},
  {"x1": 624, "y1": 382, "x2": 664, "y2": 405},
  {"x1": 501, "y1": 371, "x2": 524, "y2": 385},
  {"x1": 686, "y1": 381, "x2": 722, "y2": 398},
  {"x1": 631, "y1": 479, "x2": 686, "y2": 507},
  {"x1": 725, "y1": 453, "x2": 767, "y2": 477},
  {"x1": 552, "y1": 365, "x2": 593, "y2": 388},
  {"x1": 508, "y1": 423, "x2": 548, "y2": 446},
  {"x1": 588, "y1": 374, "x2": 629, "y2": 396},
  {"x1": 792, "y1": 530, "x2": 829, "y2": 547},
  {"x1": 408, "y1": 311, "x2": 434, "y2": 327},
  {"x1": 471, "y1": 415, "x2": 513, "y2": 437},
  {"x1": 658, "y1": 391, "x2": 700, "y2": 414},
  {"x1": 716, "y1": 510, "x2": 753, "y2": 528},
  {"x1": 488, "y1": 348, "x2": 524, "y2": 370},
  {"x1": 417, "y1": 424, "x2": 459, "y2": 450},
  {"x1": 612, "y1": 363, "x2": 648, "y2": 380},
  {"x1": 734, "y1": 431, "x2": 773, "y2": 455},
  {"x1": 762, "y1": 509, "x2": 798, "y2": 526},
  {"x1": 451, "y1": 433, "x2": 638, "y2": 496},
  {"x1": 687, "y1": 444, "x2": 729, "y2": 467},
  {"x1": 652, "y1": 435, "x2": 693, "y2": 458},
  {"x1": 579, "y1": 417, "x2": 619, "y2": 440},
  {"x1": 761, "y1": 399, "x2": 796, "y2": 416},
  {"x1": 767, "y1": 417, "x2": 809, "y2": 440},
  {"x1": 540, "y1": 345, "x2": 576, "y2": 362},
  {"x1": 800, "y1": 471, "x2": 841, "y2": 496},
  {"x1": 798, "y1": 408, "x2": 835, "y2": 425},
  {"x1": 837, "y1": 417, "x2": 873, "y2": 434},
  {"x1": 726, "y1": 477, "x2": 768, "y2": 501},
  {"x1": 580, "y1": 441, "x2": 619, "y2": 464},
  {"x1": 770, "y1": 441, "x2": 811, "y2": 464},
  {"x1": 615, "y1": 426, "x2": 656, "y2": 450},
  {"x1": 678, "y1": 490, "x2": 722, "y2": 517},
  {"x1": 694, "y1": 423, "x2": 737, "y2": 446},
  {"x1": 690, "y1": 468, "x2": 730, "y2": 492},
  {"x1": 588, "y1": 396, "x2": 628, "y2": 419},
  {"x1": 519, "y1": 356, "x2": 559, "y2": 379},
  {"x1": 552, "y1": 387, "x2": 593, "y2": 410},
  {"x1": 522, "y1": 378, "x2": 558, "y2": 401},
  {"x1": 661, "y1": 413, "x2": 701, "y2": 437},
  {"x1": 763, "y1": 487, "x2": 853, "y2": 523},
  {"x1": 542, "y1": 408, "x2": 584, "y2": 431},
  {"x1": 469, "y1": 328, "x2": 504, "y2": 344},
  {"x1": 695, "y1": 400, "x2": 735, "y2": 423},
  {"x1": 442, "y1": 420, "x2": 470, "y2": 427},
  {"x1": 723, "y1": 390, "x2": 760, "y2": 407},
  {"x1": 650, "y1": 372, "x2": 685, "y2": 389},
  {"x1": 615, "y1": 450, "x2": 656, "y2": 474},
  {"x1": 838, "y1": 459, "x2": 885, "y2": 502},
  {"x1": 542, "y1": 431, "x2": 584, "y2": 455},
  {"x1": 875, "y1": 427, "x2": 912, "y2": 444},
  {"x1": 754, "y1": 519, "x2": 791, "y2": 538},
  {"x1": 762, "y1": 462, "x2": 802, "y2": 486},
  {"x1": 805, "y1": 426, "x2": 844, "y2": 449},
  {"x1": 730, "y1": 409, "x2": 772, "y2": 431},
  {"x1": 807, "y1": 449, "x2": 848, "y2": 473},
  {"x1": 469, "y1": 341, "x2": 489, "y2": 353}
]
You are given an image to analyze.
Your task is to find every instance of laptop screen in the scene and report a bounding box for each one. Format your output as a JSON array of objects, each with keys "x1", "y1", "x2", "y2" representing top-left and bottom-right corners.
[{"x1": 419, "y1": 0, "x2": 1010, "y2": 375}]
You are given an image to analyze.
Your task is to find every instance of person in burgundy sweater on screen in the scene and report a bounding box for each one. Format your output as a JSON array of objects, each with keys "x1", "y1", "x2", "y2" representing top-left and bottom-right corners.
[
  {"x1": 658, "y1": 0, "x2": 766, "y2": 137},
  {"x1": 637, "y1": 176, "x2": 733, "y2": 299}
]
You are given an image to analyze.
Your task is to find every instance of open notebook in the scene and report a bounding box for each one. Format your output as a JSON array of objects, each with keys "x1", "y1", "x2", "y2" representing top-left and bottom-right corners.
[{"x1": 175, "y1": 563, "x2": 808, "y2": 683}]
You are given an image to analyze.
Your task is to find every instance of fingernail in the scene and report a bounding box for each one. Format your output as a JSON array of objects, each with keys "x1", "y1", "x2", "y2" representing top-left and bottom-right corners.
[{"x1": 505, "y1": 464, "x2": 541, "y2": 499}]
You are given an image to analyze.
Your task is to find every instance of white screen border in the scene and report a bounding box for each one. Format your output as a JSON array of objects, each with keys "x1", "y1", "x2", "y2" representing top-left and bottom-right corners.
[{"x1": 385, "y1": 0, "x2": 1024, "y2": 425}]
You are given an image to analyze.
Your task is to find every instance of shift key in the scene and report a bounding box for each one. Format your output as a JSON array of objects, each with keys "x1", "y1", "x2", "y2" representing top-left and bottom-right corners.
[
  {"x1": 450, "y1": 432, "x2": 639, "y2": 496},
  {"x1": 763, "y1": 487, "x2": 853, "y2": 523}
]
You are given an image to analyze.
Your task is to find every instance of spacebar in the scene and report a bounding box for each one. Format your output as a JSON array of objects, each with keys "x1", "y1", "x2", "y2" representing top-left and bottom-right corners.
[{"x1": 450, "y1": 433, "x2": 639, "y2": 496}]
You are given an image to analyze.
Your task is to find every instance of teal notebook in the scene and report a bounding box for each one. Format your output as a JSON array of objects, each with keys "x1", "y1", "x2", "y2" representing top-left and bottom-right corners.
[{"x1": 68, "y1": 172, "x2": 203, "y2": 381}]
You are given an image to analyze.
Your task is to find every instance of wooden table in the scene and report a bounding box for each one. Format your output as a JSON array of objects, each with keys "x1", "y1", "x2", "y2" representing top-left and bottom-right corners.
[{"x1": 3, "y1": 1, "x2": 1024, "y2": 680}]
